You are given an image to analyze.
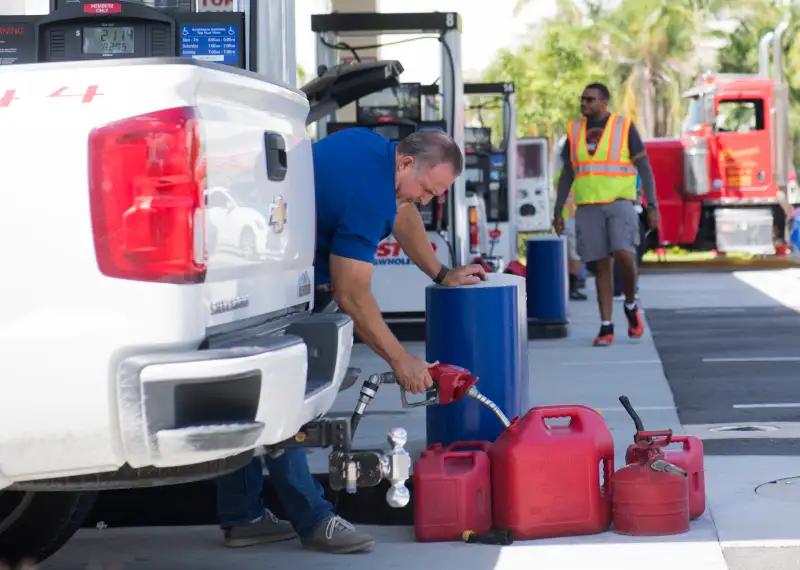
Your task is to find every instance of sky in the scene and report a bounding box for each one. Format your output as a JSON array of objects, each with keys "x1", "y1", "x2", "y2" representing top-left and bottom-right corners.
[{"x1": 294, "y1": 0, "x2": 553, "y2": 83}]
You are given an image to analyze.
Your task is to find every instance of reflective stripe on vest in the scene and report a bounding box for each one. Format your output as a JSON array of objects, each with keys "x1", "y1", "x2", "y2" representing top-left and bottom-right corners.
[{"x1": 568, "y1": 113, "x2": 638, "y2": 205}]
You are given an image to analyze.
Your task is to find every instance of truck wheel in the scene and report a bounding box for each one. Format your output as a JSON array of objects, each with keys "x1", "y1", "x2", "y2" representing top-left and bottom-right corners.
[{"x1": 0, "y1": 490, "x2": 97, "y2": 566}]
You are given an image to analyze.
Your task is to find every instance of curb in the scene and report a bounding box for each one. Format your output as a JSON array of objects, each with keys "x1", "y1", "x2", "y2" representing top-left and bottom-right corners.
[{"x1": 641, "y1": 257, "x2": 800, "y2": 272}]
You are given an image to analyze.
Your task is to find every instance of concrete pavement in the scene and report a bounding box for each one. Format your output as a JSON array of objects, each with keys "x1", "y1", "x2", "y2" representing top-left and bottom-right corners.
[{"x1": 44, "y1": 268, "x2": 800, "y2": 570}]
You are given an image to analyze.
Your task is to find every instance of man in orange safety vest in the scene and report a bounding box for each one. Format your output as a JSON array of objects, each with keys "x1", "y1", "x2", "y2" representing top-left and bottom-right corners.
[{"x1": 552, "y1": 83, "x2": 660, "y2": 347}]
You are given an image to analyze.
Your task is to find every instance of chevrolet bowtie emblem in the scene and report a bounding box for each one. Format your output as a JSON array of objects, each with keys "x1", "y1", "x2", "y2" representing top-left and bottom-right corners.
[{"x1": 269, "y1": 195, "x2": 287, "y2": 234}]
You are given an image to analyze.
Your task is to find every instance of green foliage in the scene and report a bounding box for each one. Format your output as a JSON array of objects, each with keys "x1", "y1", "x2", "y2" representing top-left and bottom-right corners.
[{"x1": 484, "y1": 0, "x2": 799, "y2": 159}]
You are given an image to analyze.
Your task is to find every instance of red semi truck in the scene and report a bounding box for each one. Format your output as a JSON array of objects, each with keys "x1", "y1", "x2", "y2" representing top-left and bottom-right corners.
[{"x1": 642, "y1": 21, "x2": 799, "y2": 256}]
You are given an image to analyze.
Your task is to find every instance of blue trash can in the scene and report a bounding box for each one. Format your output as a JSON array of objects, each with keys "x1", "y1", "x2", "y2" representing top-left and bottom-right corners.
[
  {"x1": 425, "y1": 274, "x2": 528, "y2": 447},
  {"x1": 525, "y1": 235, "x2": 569, "y2": 339}
]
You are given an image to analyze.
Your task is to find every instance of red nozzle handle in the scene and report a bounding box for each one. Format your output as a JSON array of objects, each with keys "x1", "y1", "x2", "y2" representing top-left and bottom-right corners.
[
  {"x1": 428, "y1": 363, "x2": 478, "y2": 405},
  {"x1": 635, "y1": 430, "x2": 673, "y2": 443}
]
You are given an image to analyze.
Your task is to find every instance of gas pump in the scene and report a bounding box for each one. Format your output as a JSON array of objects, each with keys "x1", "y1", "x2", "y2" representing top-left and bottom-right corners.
[
  {"x1": 463, "y1": 126, "x2": 493, "y2": 263},
  {"x1": 312, "y1": 12, "x2": 466, "y2": 327},
  {"x1": 421, "y1": 82, "x2": 519, "y2": 271},
  {"x1": 516, "y1": 137, "x2": 552, "y2": 255}
]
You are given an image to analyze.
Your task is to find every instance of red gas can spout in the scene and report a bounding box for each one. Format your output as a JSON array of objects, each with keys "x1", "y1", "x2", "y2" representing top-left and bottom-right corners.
[{"x1": 651, "y1": 459, "x2": 688, "y2": 478}]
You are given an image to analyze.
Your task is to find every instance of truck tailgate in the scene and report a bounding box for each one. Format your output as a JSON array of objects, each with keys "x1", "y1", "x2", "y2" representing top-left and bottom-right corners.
[{"x1": 0, "y1": 60, "x2": 315, "y2": 340}]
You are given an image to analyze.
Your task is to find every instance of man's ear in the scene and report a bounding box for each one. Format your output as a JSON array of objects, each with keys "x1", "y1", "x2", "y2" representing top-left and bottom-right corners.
[{"x1": 398, "y1": 155, "x2": 414, "y2": 170}]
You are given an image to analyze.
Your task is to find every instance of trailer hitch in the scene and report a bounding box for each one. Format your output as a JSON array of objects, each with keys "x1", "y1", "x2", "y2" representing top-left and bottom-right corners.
[{"x1": 268, "y1": 378, "x2": 411, "y2": 508}]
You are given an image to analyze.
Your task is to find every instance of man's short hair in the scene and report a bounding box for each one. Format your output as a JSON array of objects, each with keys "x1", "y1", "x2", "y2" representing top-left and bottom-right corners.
[
  {"x1": 585, "y1": 82, "x2": 610, "y2": 101},
  {"x1": 397, "y1": 130, "x2": 464, "y2": 175}
]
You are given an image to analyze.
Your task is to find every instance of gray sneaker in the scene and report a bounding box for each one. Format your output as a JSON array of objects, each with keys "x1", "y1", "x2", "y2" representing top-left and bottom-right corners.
[
  {"x1": 300, "y1": 515, "x2": 375, "y2": 554},
  {"x1": 223, "y1": 510, "x2": 297, "y2": 548}
]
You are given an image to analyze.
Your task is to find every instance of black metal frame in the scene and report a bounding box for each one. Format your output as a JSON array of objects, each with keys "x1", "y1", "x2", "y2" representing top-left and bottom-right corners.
[
  {"x1": 311, "y1": 12, "x2": 461, "y2": 34},
  {"x1": 421, "y1": 82, "x2": 515, "y2": 96}
]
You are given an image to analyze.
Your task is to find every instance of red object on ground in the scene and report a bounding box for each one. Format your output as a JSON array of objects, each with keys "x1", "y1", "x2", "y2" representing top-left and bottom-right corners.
[
  {"x1": 488, "y1": 405, "x2": 614, "y2": 539},
  {"x1": 614, "y1": 431, "x2": 689, "y2": 536},
  {"x1": 504, "y1": 260, "x2": 526, "y2": 277},
  {"x1": 413, "y1": 441, "x2": 492, "y2": 542},
  {"x1": 471, "y1": 256, "x2": 493, "y2": 273},
  {"x1": 624, "y1": 436, "x2": 705, "y2": 520}
]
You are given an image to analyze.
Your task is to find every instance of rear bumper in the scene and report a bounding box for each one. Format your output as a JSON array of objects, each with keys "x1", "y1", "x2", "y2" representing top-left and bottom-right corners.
[{"x1": 117, "y1": 313, "x2": 354, "y2": 468}]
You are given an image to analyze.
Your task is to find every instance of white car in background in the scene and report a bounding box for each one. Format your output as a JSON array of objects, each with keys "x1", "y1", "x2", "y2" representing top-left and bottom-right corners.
[{"x1": 206, "y1": 186, "x2": 271, "y2": 260}]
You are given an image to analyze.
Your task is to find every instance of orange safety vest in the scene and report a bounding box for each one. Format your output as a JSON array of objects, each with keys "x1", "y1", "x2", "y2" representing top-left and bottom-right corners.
[{"x1": 567, "y1": 113, "x2": 638, "y2": 205}]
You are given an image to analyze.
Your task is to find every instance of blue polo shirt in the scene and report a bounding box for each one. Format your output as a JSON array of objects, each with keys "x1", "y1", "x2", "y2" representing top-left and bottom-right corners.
[{"x1": 311, "y1": 128, "x2": 398, "y2": 284}]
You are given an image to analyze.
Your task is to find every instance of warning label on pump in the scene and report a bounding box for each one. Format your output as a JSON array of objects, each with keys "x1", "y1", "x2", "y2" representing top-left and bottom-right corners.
[
  {"x1": 0, "y1": 23, "x2": 36, "y2": 66},
  {"x1": 179, "y1": 25, "x2": 239, "y2": 65}
]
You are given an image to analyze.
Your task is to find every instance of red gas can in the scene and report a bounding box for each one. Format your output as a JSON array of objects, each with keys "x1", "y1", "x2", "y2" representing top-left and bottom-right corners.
[
  {"x1": 625, "y1": 435, "x2": 705, "y2": 519},
  {"x1": 489, "y1": 405, "x2": 614, "y2": 539},
  {"x1": 413, "y1": 441, "x2": 492, "y2": 542},
  {"x1": 612, "y1": 460, "x2": 689, "y2": 536}
]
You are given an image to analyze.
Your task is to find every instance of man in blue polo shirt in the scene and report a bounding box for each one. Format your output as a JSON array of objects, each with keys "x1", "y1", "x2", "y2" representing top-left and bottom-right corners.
[{"x1": 214, "y1": 128, "x2": 487, "y2": 555}]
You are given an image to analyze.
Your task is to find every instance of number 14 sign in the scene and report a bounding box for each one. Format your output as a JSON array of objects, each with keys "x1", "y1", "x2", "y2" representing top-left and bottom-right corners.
[{"x1": 0, "y1": 86, "x2": 103, "y2": 107}]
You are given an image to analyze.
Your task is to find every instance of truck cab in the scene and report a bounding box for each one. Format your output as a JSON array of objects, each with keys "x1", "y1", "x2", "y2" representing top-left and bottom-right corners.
[
  {"x1": 0, "y1": 0, "x2": 408, "y2": 564},
  {"x1": 644, "y1": 30, "x2": 800, "y2": 257}
]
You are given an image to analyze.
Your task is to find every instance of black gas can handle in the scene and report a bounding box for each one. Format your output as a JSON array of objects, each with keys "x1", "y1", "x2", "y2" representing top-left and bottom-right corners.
[
  {"x1": 619, "y1": 395, "x2": 644, "y2": 432},
  {"x1": 265, "y1": 132, "x2": 288, "y2": 182}
]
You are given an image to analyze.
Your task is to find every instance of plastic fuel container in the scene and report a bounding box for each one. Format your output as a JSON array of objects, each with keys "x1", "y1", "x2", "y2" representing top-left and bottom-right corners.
[
  {"x1": 624, "y1": 434, "x2": 705, "y2": 519},
  {"x1": 489, "y1": 405, "x2": 614, "y2": 539},
  {"x1": 413, "y1": 441, "x2": 492, "y2": 542}
]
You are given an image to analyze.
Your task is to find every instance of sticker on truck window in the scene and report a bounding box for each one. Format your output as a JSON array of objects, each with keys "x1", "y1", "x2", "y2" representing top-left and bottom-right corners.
[{"x1": 0, "y1": 85, "x2": 103, "y2": 107}]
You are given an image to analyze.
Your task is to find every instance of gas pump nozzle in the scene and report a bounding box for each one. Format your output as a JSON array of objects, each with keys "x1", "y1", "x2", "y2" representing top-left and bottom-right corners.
[{"x1": 395, "y1": 364, "x2": 511, "y2": 427}]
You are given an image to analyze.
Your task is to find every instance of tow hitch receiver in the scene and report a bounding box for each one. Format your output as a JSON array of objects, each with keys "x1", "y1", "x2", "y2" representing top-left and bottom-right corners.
[{"x1": 273, "y1": 418, "x2": 411, "y2": 508}]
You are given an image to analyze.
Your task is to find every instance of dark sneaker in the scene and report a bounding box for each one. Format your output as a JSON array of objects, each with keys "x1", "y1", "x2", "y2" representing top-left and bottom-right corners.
[
  {"x1": 625, "y1": 305, "x2": 644, "y2": 338},
  {"x1": 570, "y1": 289, "x2": 588, "y2": 301},
  {"x1": 223, "y1": 510, "x2": 297, "y2": 548},
  {"x1": 593, "y1": 323, "x2": 614, "y2": 346},
  {"x1": 300, "y1": 515, "x2": 375, "y2": 554}
]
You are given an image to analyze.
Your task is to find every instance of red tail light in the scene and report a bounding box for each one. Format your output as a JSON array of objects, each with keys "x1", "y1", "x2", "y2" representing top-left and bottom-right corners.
[
  {"x1": 469, "y1": 206, "x2": 479, "y2": 252},
  {"x1": 88, "y1": 107, "x2": 206, "y2": 284}
]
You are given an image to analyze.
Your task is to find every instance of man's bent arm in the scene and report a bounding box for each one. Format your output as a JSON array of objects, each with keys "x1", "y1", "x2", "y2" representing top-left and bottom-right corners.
[
  {"x1": 392, "y1": 203, "x2": 441, "y2": 278},
  {"x1": 553, "y1": 161, "x2": 575, "y2": 215},
  {"x1": 330, "y1": 254, "x2": 407, "y2": 366},
  {"x1": 634, "y1": 155, "x2": 658, "y2": 209}
]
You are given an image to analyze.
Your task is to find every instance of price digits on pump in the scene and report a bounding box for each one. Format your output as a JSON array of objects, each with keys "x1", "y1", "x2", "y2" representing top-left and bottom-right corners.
[{"x1": 83, "y1": 27, "x2": 135, "y2": 55}]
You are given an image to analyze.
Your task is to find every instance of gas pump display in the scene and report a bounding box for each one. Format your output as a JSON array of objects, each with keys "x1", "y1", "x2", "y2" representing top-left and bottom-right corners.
[
  {"x1": 82, "y1": 26, "x2": 135, "y2": 54},
  {"x1": 1, "y1": 0, "x2": 245, "y2": 68},
  {"x1": 488, "y1": 152, "x2": 509, "y2": 222}
]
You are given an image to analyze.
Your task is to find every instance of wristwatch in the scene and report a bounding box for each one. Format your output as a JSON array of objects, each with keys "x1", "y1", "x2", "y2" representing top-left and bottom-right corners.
[{"x1": 433, "y1": 265, "x2": 450, "y2": 285}]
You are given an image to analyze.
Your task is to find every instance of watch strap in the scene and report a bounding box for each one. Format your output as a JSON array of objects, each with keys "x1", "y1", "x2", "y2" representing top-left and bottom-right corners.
[{"x1": 433, "y1": 265, "x2": 450, "y2": 285}]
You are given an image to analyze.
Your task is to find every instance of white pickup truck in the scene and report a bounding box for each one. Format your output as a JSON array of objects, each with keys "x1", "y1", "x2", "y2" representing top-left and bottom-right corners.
[{"x1": 0, "y1": 56, "x2": 406, "y2": 564}]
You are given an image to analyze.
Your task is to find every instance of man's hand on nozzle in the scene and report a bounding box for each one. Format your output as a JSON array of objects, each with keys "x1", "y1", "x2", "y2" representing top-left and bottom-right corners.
[
  {"x1": 391, "y1": 353, "x2": 437, "y2": 394},
  {"x1": 647, "y1": 207, "x2": 660, "y2": 230},
  {"x1": 552, "y1": 213, "x2": 564, "y2": 235},
  {"x1": 442, "y1": 264, "x2": 488, "y2": 286}
]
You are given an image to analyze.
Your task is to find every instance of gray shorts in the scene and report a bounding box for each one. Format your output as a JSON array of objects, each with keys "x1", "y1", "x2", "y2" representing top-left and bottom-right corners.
[
  {"x1": 563, "y1": 220, "x2": 580, "y2": 261},
  {"x1": 575, "y1": 199, "x2": 640, "y2": 262}
]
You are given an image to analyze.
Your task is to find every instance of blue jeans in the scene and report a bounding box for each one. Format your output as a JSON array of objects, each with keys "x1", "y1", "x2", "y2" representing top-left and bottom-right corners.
[{"x1": 215, "y1": 448, "x2": 335, "y2": 537}]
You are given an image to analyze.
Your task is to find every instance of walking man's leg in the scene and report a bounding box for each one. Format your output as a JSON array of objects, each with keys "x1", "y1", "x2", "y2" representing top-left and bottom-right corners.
[
  {"x1": 575, "y1": 205, "x2": 615, "y2": 345},
  {"x1": 215, "y1": 456, "x2": 297, "y2": 548},
  {"x1": 265, "y1": 448, "x2": 375, "y2": 554},
  {"x1": 608, "y1": 200, "x2": 645, "y2": 338},
  {"x1": 565, "y1": 221, "x2": 587, "y2": 301}
]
